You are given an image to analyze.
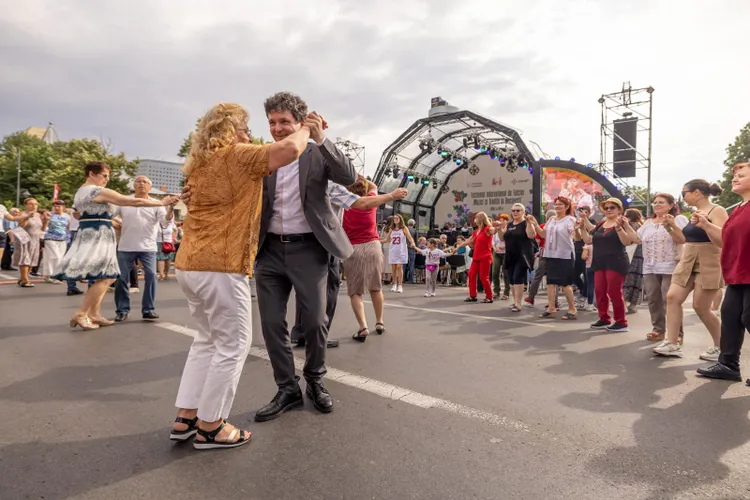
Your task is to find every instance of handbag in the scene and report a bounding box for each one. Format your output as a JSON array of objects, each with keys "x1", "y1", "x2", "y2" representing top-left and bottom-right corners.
[{"x1": 161, "y1": 227, "x2": 175, "y2": 254}]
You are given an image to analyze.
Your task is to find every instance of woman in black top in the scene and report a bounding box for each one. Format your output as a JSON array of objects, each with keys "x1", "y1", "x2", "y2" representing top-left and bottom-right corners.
[
  {"x1": 496, "y1": 203, "x2": 536, "y2": 312},
  {"x1": 575, "y1": 197, "x2": 633, "y2": 332},
  {"x1": 646, "y1": 179, "x2": 727, "y2": 359}
]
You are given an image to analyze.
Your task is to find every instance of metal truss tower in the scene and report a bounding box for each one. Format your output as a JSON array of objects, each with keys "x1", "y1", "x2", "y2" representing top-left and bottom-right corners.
[
  {"x1": 335, "y1": 137, "x2": 366, "y2": 174},
  {"x1": 598, "y1": 82, "x2": 654, "y2": 214}
]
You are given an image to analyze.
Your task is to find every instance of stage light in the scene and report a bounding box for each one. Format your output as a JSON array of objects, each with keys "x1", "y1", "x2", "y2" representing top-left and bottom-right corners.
[
  {"x1": 570, "y1": 158, "x2": 575, "y2": 162},
  {"x1": 529, "y1": 167, "x2": 533, "y2": 175},
  {"x1": 455, "y1": 157, "x2": 463, "y2": 165},
  {"x1": 392, "y1": 167, "x2": 400, "y2": 178},
  {"x1": 462, "y1": 138, "x2": 469, "y2": 149},
  {"x1": 555, "y1": 156, "x2": 560, "y2": 161},
  {"x1": 539, "y1": 157, "x2": 544, "y2": 161},
  {"x1": 506, "y1": 158, "x2": 518, "y2": 173},
  {"x1": 473, "y1": 136, "x2": 480, "y2": 149},
  {"x1": 626, "y1": 197, "x2": 633, "y2": 203},
  {"x1": 432, "y1": 179, "x2": 438, "y2": 189},
  {"x1": 480, "y1": 147, "x2": 486, "y2": 153},
  {"x1": 422, "y1": 179, "x2": 430, "y2": 186},
  {"x1": 462, "y1": 163, "x2": 469, "y2": 170},
  {"x1": 414, "y1": 175, "x2": 420, "y2": 183},
  {"x1": 407, "y1": 174, "x2": 414, "y2": 182},
  {"x1": 587, "y1": 163, "x2": 593, "y2": 168},
  {"x1": 384, "y1": 167, "x2": 392, "y2": 177}
]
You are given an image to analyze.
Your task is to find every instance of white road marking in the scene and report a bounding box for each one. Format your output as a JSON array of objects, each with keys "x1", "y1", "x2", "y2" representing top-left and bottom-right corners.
[
  {"x1": 157, "y1": 322, "x2": 530, "y2": 433},
  {"x1": 364, "y1": 300, "x2": 550, "y2": 328},
  {"x1": 0, "y1": 272, "x2": 17, "y2": 280}
]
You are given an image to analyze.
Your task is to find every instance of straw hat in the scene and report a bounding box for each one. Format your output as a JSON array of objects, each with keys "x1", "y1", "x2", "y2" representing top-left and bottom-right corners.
[{"x1": 598, "y1": 197, "x2": 623, "y2": 212}]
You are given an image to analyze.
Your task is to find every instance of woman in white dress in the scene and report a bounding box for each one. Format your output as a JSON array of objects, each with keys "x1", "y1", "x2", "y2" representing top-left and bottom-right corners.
[
  {"x1": 156, "y1": 219, "x2": 177, "y2": 280},
  {"x1": 380, "y1": 214, "x2": 415, "y2": 293},
  {"x1": 54, "y1": 161, "x2": 178, "y2": 330}
]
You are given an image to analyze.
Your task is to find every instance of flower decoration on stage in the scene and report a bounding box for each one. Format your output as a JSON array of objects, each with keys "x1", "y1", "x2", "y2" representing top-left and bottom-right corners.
[
  {"x1": 452, "y1": 190, "x2": 467, "y2": 202},
  {"x1": 452, "y1": 203, "x2": 471, "y2": 227},
  {"x1": 441, "y1": 184, "x2": 450, "y2": 194},
  {"x1": 468, "y1": 164, "x2": 480, "y2": 176},
  {"x1": 506, "y1": 161, "x2": 518, "y2": 173}
]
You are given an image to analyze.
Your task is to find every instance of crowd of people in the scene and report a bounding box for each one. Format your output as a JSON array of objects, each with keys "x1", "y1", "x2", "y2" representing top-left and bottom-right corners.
[{"x1": 1, "y1": 89, "x2": 748, "y2": 453}]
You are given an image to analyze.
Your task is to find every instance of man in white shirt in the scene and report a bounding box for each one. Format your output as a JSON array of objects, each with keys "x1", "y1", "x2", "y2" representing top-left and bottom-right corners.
[{"x1": 114, "y1": 176, "x2": 173, "y2": 322}]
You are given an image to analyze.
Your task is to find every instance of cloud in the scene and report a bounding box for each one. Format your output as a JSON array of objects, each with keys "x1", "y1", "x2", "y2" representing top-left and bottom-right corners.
[{"x1": 0, "y1": 0, "x2": 748, "y2": 198}]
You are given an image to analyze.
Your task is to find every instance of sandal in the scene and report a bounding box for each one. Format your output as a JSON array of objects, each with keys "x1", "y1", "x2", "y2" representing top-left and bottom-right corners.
[
  {"x1": 68, "y1": 315, "x2": 99, "y2": 331},
  {"x1": 510, "y1": 304, "x2": 521, "y2": 312},
  {"x1": 375, "y1": 323, "x2": 386, "y2": 335},
  {"x1": 561, "y1": 313, "x2": 577, "y2": 320},
  {"x1": 193, "y1": 421, "x2": 251, "y2": 450},
  {"x1": 539, "y1": 311, "x2": 555, "y2": 318},
  {"x1": 646, "y1": 332, "x2": 665, "y2": 342},
  {"x1": 352, "y1": 327, "x2": 368, "y2": 343},
  {"x1": 18, "y1": 280, "x2": 34, "y2": 288},
  {"x1": 501, "y1": 295, "x2": 509, "y2": 301},
  {"x1": 170, "y1": 415, "x2": 199, "y2": 441},
  {"x1": 481, "y1": 298, "x2": 494, "y2": 303},
  {"x1": 90, "y1": 316, "x2": 115, "y2": 327},
  {"x1": 464, "y1": 297, "x2": 477, "y2": 303}
]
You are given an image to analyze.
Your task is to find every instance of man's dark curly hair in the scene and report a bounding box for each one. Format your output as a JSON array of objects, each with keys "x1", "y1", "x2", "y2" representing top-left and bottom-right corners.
[{"x1": 263, "y1": 92, "x2": 308, "y2": 123}]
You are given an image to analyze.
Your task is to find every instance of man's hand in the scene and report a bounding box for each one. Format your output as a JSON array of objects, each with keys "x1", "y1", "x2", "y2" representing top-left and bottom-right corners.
[
  {"x1": 162, "y1": 195, "x2": 180, "y2": 206},
  {"x1": 181, "y1": 184, "x2": 191, "y2": 205},
  {"x1": 390, "y1": 188, "x2": 407, "y2": 201},
  {"x1": 305, "y1": 112, "x2": 326, "y2": 144}
]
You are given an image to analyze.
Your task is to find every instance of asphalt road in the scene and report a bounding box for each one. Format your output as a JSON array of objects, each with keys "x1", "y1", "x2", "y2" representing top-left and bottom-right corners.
[{"x1": 2, "y1": 277, "x2": 750, "y2": 500}]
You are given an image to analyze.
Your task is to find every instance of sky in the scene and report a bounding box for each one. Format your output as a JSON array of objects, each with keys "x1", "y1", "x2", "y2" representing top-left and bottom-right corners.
[{"x1": 1, "y1": 0, "x2": 748, "y2": 198}]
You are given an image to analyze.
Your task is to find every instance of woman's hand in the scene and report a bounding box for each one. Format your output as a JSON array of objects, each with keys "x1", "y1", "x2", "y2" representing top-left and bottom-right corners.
[
  {"x1": 575, "y1": 217, "x2": 585, "y2": 230},
  {"x1": 41, "y1": 211, "x2": 51, "y2": 222},
  {"x1": 692, "y1": 210, "x2": 709, "y2": 228},
  {"x1": 662, "y1": 214, "x2": 675, "y2": 228},
  {"x1": 525, "y1": 214, "x2": 538, "y2": 225}
]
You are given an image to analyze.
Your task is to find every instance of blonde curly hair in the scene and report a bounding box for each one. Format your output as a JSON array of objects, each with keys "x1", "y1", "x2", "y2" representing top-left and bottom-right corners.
[{"x1": 183, "y1": 103, "x2": 248, "y2": 176}]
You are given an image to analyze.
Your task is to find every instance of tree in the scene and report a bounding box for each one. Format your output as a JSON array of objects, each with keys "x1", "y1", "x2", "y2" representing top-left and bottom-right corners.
[
  {"x1": 0, "y1": 132, "x2": 138, "y2": 209},
  {"x1": 621, "y1": 184, "x2": 689, "y2": 215},
  {"x1": 177, "y1": 118, "x2": 269, "y2": 158},
  {"x1": 715, "y1": 121, "x2": 750, "y2": 208}
]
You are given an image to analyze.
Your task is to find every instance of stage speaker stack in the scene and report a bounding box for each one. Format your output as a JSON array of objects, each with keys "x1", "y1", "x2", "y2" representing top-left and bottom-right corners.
[{"x1": 612, "y1": 117, "x2": 637, "y2": 178}]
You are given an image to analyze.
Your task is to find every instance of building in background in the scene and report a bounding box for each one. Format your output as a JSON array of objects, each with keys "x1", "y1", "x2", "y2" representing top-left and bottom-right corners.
[
  {"x1": 135, "y1": 159, "x2": 183, "y2": 195},
  {"x1": 24, "y1": 123, "x2": 60, "y2": 144}
]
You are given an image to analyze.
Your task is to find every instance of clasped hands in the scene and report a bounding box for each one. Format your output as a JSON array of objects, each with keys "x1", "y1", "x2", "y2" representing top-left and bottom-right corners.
[{"x1": 302, "y1": 112, "x2": 328, "y2": 144}]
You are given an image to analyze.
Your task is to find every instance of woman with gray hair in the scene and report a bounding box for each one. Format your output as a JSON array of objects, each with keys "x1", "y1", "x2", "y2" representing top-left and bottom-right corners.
[{"x1": 496, "y1": 203, "x2": 537, "y2": 311}]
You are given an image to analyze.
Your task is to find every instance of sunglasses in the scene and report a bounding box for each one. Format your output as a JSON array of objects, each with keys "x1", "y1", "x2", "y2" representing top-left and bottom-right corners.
[
  {"x1": 681, "y1": 190, "x2": 690, "y2": 197},
  {"x1": 511, "y1": 209, "x2": 523, "y2": 212},
  {"x1": 602, "y1": 205, "x2": 619, "y2": 211}
]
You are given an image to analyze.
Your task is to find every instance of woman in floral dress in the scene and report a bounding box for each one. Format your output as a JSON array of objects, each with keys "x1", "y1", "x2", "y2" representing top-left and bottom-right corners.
[{"x1": 54, "y1": 161, "x2": 178, "y2": 330}]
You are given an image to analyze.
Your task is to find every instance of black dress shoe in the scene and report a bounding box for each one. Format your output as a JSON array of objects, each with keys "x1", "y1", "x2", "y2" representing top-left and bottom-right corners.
[
  {"x1": 295, "y1": 338, "x2": 340, "y2": 348},
  {"x1": 142, "y1": 311, "x2": 159, "y2": 321},
  {"x1": 66, "y1": 289, "x2": 84, "y2": 296},
  {"x1": 255, "y1": 390, "x2": 303, "y2": 422},
  {"x1": 115, "y1": 312, "x2": 128, "y2": 322},
  {"x1": 306, "y1": 381, "x2": 333, "y2": 413},
  {"x1": 697, "y1": 363, "x2": 742, "y2": 382}
]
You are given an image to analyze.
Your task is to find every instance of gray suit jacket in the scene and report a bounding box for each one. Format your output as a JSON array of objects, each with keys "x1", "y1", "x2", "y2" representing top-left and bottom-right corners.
[{"x1": 258, "y1": 138, "x2": 357, "y2": 261}]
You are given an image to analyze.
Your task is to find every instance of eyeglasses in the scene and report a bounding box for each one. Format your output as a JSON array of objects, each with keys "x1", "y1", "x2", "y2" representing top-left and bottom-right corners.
[{"x1": 602, "y1": 205, "x2": 619, "y2": 211}]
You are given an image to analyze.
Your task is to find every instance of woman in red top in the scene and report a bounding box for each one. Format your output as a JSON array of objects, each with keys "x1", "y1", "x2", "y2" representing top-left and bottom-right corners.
[
  {"x1": 342, "y1": 176, "x2": 389, "y2": 342},
  {"x1": 455, "y1": 211, "x2": 497, "y2": 303},
  {"x1": 696, "y1": 162, "x2": 750, "y2": 382}
]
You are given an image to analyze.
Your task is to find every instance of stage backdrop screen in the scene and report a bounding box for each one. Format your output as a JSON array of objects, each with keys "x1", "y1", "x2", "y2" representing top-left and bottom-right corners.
[
  {"x1": 542, "y1": 167, "x2": 614, "y2": 220},
  {"x1": 433, "y1": 155, "x2": 533, "y2": 228}
]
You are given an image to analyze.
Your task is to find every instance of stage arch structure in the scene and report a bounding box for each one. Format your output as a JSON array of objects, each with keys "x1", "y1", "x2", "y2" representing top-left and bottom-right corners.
[
  {"x1": 373, "y1": 99, "x2": 629, "y2": 230},
  {"x1": 373, "y1": 100, "x2": 537, "y2": 232}
]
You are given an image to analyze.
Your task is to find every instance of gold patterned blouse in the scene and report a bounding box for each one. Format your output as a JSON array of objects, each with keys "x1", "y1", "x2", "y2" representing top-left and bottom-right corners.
[{"x1": 175, "y1": 143, "x2": 271, "y2": 277}]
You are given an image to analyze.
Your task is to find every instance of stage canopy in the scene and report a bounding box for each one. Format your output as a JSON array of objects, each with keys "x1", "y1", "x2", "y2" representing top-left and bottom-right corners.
[{"x1": 373, "y1": 103, "x2": 537, "y2": 230}]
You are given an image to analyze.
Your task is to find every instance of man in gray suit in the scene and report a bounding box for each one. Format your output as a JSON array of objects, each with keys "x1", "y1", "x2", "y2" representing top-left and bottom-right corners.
[{"x1": 253, "y1": 92, "x2": 357, "y2": 422}]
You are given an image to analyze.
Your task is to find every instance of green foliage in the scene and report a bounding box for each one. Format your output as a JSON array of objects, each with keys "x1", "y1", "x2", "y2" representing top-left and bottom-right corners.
[
  {"x1": 621, "y1": 184, "x2": 689, "y2": 215},
  {"x1": 0, "y1": 132, "x2": 138, "y2": 209},
  {"x1": 715, "y1": 122, "x2": 750, "y2": 208}
]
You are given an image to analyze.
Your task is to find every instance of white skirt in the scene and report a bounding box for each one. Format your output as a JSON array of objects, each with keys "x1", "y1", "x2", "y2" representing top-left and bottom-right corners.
[{"x1": 41, "y1": 240, "x2": 67, "y2": 276}]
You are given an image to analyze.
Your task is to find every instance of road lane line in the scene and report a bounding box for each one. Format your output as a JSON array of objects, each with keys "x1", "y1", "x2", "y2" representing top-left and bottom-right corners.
[
  {"x1": 364, "y1": 300, "x2": 550, "y2": 328},
  {"x1": 0, "y1": 272, "x2": 16, "y2": 280},
  {"x1": 157, "y1": 322, "x2": 530, "y2": 433}
]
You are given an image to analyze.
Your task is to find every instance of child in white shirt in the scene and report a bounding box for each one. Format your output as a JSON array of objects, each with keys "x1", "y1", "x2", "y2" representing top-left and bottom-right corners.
[{"x1": 413, "y1": 238, "x2": 451, "y2": 297}]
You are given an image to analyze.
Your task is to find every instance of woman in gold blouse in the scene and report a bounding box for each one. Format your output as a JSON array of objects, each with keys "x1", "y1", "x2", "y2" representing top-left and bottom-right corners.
[{"x1": 170, "y1": 102, "x2": 314, "y2": 450}]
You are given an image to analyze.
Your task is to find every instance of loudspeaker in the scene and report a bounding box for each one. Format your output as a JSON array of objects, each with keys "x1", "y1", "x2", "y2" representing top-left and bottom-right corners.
[{"x1": 613, "y1": 117, "x2": 637, "y2": 178}]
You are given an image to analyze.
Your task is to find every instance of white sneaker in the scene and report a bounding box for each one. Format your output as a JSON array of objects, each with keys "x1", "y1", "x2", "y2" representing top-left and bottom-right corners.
[
  {"x1": 653, "y1": 342, "x2": 683, "y2": 357},
  {"x1": 699, "y1": 346, "x2": 721, "y2": 362},
  {"x1": 130, "y1": 287, "x2": 140, "y2": 293},
  {"x1": 391, "y1": 284, "x2": 397, "y2": 292},
  {"x1": 430, "y1": 292, "x2": 436, "y2": 297},
  {"x1": 397, "y1": 285, "x2": 403, "y2": 293},
  {"x1": 424, "y1": 292, "x2": 431, "y2": 297}
]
